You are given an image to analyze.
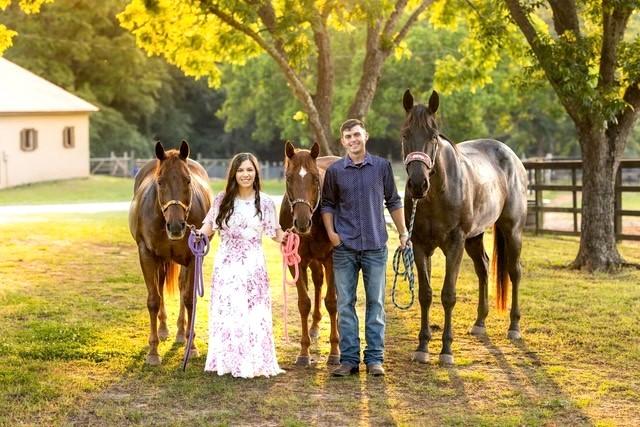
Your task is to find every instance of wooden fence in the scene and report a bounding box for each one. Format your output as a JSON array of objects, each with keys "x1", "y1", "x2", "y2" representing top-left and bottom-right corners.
[
  {"x1": 90, "y1": 153, "x2": 284, "y2": 180},
  {"x1": 523, "y1": 159, "x2": 640, "y2": 241}
]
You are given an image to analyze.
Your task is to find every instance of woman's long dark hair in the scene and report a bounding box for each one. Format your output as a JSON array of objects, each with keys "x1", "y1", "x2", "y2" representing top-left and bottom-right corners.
[{"x1": 215, "y1": 152, "x2": 262, "y2": 229}]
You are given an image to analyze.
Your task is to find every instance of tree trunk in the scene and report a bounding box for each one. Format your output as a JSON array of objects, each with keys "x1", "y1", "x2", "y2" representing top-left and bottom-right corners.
[{"x1": 571, "y1": 128, "x2": 624, "y2": 271}]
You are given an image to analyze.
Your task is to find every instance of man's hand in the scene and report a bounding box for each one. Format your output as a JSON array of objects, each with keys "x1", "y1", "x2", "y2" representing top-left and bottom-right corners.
[
  {"x1": 328, "y1": 231, "x2": 342, "y2": 248},
  {"x1": 399, "y1": 232, "x2": 410, "y2": 250}
]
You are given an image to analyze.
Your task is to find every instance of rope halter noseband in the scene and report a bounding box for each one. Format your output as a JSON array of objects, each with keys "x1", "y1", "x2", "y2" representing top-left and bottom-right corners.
[{"x1": 286, "y1": 181, "x2": 322, "y2": 215}]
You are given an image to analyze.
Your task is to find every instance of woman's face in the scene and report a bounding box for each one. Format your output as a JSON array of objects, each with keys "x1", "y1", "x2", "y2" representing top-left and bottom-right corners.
[{"x1": 235, "y1": 159, "x2": 256, "y2": 190}]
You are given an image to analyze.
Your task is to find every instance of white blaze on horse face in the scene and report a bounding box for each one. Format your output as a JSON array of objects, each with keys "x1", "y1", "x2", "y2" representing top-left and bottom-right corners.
[{"x1": 299, "y1": 167, "x2": 308, "y2": 178}]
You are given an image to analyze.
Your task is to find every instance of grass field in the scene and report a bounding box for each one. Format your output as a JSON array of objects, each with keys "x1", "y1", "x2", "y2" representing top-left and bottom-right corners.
[{"x1": 1, "y1": 209, "x2": 639, "y2": 426}]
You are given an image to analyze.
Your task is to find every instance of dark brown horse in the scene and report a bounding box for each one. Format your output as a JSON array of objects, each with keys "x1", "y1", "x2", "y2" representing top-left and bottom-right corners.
[
  {"x1": 400, "y1": 90, "x2": 527, "y2": 365},
  {"x1": 129, "y1": 140, "x2": 212, "y2": 365},
  {"x1": 279, "y1": 141, "x2": 341, "y2": 366}
]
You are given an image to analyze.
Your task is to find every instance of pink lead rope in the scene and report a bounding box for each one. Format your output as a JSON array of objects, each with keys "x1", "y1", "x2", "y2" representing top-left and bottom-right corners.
[{"x1": 280, "y1": 231, "x2": 300, "y2": 342}]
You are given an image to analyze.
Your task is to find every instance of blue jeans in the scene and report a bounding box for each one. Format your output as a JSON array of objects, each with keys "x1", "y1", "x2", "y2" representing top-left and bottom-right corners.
[{"x1": 333, "y1": 244, "x2": 388, "y2": 365}]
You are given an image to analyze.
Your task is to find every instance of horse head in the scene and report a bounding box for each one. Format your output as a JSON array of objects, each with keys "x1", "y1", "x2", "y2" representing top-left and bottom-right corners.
[
  {"x1": 401, "y1": 89, "x2": 441, "y2": 199},
  {"x1": 284, "y1": 141, "x2": 321, "y2": 234},
  {"x1": 155, "y1": 140, "x2": 193, "y2": 240}
]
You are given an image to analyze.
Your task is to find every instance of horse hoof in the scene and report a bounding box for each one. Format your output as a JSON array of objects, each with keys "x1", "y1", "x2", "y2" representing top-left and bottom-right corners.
[
  {"x1": 158, "y1": 327, "x2": 170, "y2": 341},
  {"x1": 439, "y1": 354, "x2": 454, "y2": 365},
  {"x1": 175, "y1": 333, "x2": 186, "y2": 344},
  {"x1": 309, "y1": 328, "x2": 320, "y2": 340},
  {"x1": 295, "y1": 356, "x2": 311, "y2": 367},
  {"x1": 507, "y1": 330, "x2": 522, "y2": 340},
  {"x1": 412, "y1": 351, "x2": 429, "y2": 364},
  {"x1": 146, "y1": 354, "x2": 161, "y2": 366},
  {"x1": 187, "y1": 348, "x2": 199, "y2": 359},
  {"x1": 469, "y1": 325, "x2": 487, "y2": 336},
  {"x1": 327, "y1": 355, "x2": 341, "y2": 365}
]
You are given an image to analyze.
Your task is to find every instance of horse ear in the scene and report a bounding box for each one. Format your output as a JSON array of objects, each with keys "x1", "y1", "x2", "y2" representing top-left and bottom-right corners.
[
  {"x1": 285, "y1": 141, "x2": 295, "y2": 159},
  {"x1": 179, "y1": 140, "x2": 189, "y2": 160},
  {"x1": 310, "y1": 142, "x2": 320, "y2": 159},
  {"x1": 155, "y1": 141, "x2": 166, "y2": 161},
  {"x1": 428, "y1": 90, "x2": 439, "y2": 114},
  {"x1": 403, "y1": 89, "x2": 414, "y2": 113}
]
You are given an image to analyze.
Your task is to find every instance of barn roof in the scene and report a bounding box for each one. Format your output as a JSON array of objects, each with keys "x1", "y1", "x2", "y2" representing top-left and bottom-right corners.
[{"x1": 0, "y1": 58, "x2": 99, "y2": 114}]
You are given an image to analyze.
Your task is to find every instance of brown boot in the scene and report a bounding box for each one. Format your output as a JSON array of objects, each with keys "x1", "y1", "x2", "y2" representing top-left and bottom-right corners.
[
  {"x1": 331, "y1": 363, "x2": 359, "y2": 377},
  {"x1": 366, "y1": 363, "x2": 385, "y2": 377}
]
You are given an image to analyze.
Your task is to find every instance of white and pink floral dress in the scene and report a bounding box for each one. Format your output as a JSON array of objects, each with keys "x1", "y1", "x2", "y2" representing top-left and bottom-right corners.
[{"x1": 203, "y1": 191, "x2": 284, "y2": 378}]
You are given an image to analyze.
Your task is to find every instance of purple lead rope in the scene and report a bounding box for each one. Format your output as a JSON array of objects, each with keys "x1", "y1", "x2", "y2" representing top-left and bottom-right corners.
[{"x1": 182, "y1": 229, "x2": 210, "y2": 371}]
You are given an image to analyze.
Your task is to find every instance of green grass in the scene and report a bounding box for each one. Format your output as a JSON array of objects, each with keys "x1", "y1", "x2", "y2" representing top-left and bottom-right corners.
[
  {"x1": 0, "y1": 175, "x2": 286, "y2": 205},
  {"x1": 1, "y1": 210, "x2": 639, "y2": 426}
]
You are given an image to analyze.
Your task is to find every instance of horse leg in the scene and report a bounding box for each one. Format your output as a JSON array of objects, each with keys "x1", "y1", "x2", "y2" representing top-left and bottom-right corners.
[
  {"x1": 294, "y1": 263, "x2": 312, "y2": 366},
  {"x1": 503, "y1": 226, "x2": 523, "y2": 340},
  {"x1": 465, "y1": 234, "x2": 489, "y2": 336},
  {"x1": 182, "y1": 263, "x2": 199, "y2": 358},
  {"x1": 138, "y1": 244, "x2": 162, "y2": 365},
  {"x1": 440, "y1": 235, "x2": 465, "y2": 365},
  {"x1": 323, "y1": 256, "x2": 340, "y2": 365},
  {"x1": 309, "y1": 260, "x2": 323, "y2": 341},
  {"x1": 412, "y1": 245, "x2": 433, "y2": 364},
  {"x1": 157, "y1": 263, "x2": 169, "y2": 341}
]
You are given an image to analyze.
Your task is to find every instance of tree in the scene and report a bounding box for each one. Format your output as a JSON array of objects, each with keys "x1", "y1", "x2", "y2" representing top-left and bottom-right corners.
[
  {"x1": 0, "y1": 0, "x2": 52, "y2": 53},
  {"x1": 118, "y1": 0, "x2": 434, "y2": 155},
  {"x1": 504, "y1": 1, "x2": 640, "y2": 271},
  {"x1": 439, "y1": 0, "x2": 640, "y2": 271}
]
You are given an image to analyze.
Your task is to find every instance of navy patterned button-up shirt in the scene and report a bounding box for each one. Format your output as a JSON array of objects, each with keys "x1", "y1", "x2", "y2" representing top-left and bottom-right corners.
[{"x1": 321, "y1": 152, "x2": 403, "y2": 251}]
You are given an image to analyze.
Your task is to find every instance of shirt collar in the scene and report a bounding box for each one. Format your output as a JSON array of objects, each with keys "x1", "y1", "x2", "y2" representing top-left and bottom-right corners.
[{"x1": 343, "y1": 152, "x2": 372, "y2": 169}]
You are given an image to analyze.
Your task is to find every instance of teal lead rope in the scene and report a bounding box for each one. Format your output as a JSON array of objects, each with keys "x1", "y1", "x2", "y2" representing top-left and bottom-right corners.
[{"x1": 392, "y1": 199, "x2": 419, "y2": 310}]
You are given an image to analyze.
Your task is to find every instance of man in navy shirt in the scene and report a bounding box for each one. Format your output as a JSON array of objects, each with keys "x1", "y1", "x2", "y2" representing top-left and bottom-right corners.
[{"x1": 321, "y1": 119, "x2": 409, "y2": 377}]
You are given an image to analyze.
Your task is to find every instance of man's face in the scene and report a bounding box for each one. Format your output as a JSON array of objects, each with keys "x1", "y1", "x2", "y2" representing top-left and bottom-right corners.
[{"x1": 341, "y1": 125, "x2": 368, "y2": 158}]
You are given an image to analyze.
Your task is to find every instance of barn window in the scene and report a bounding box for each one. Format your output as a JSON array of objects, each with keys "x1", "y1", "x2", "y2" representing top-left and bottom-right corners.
[
  {"x1": 20, "y1": 129, "x2": 38, "y2": 152},
  {"x1": 63, "y1": 126, "x2": 75, "y2": 148}
]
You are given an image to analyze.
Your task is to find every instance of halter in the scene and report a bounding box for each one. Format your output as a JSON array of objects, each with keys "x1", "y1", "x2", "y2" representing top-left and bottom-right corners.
[
  {"x1": 156, "y1": 181, "x2": 193, "y2": 217},
  {"x1": 403, "y1": 137, "x2": 439, "y2": 173},
  {"x1": 286, "y1": 181, "x2": 322, "y2": 214}
]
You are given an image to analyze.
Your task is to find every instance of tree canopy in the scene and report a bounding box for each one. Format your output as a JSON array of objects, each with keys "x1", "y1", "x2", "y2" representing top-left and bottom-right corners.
[{"x1": 118, "y1": 0, "x2": 434, "y2": 155}]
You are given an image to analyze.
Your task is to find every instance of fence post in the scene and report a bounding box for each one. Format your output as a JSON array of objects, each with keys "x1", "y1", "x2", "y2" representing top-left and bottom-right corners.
[
  {"x1": 534, "y1": 168, "x2": 543, "y2": 233},
  {"x1": 572, "y1": 166, "x2": 578, "y2": 233},
  {"x1": 615, "y1": 166, "x2": 622, "y2": 240}
]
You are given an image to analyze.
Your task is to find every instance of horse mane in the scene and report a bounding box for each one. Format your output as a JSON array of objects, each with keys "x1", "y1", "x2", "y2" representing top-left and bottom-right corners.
[{"x1": 403, "y1": 104, "x2": 458, "y2": 152}]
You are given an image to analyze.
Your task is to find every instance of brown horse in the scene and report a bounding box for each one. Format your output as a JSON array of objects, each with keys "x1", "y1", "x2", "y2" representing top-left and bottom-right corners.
[
  {"x1": 401, "y1": 90, "x2": 527, "y2": 365},
  {"x1": 129, "y1": 140, "x2": 212, "y2": 365},
  {"x1": 279, "y1": 141, "x2": 341, "y2": 366}
]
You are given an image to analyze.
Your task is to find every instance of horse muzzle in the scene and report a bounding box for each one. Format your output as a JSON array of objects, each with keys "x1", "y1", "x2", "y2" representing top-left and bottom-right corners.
[
  {"x1": 407, "y1": 176, "x2": 430, "y2": 199},
  {"x1": 293, "y1": 217, "x2": 312, "y2": 235},
  {"x1": 166, "y1": 221, "x2": 187, "y2": 240}
]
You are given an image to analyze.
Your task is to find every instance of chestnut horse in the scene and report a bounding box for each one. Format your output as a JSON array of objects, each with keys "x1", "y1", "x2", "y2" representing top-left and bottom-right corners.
[
  {"x1": 129, "y1": 140, "x2": 212, "y2": 365},
  {"x1": 400, "y1": 90, "x2": 527, "y2": 365},
  {"x1": 279, "y1": 141, "x2": 341, "y2": 366}
]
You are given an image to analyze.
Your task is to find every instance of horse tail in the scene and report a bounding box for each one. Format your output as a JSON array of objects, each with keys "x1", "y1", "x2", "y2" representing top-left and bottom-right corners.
[
  {"x1": 492, "y1": 225, "x2": 509, "y2": 312},
  {"x1": 164, "y1": 261, "x2": 180, "y2": 294}
]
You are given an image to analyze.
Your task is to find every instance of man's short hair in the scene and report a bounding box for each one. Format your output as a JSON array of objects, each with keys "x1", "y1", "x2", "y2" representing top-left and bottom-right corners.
[{"x1": 340, "y1": 118, "x2": 365, "y2": 136}]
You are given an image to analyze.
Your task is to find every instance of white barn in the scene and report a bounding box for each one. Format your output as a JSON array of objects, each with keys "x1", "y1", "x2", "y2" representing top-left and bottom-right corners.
[{"x1": 0, "y1": 58, "x2": 98, "y2": 189}]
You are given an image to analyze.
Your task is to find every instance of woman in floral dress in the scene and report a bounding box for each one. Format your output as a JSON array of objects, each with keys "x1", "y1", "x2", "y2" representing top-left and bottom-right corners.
[{"x1": 196, "y1": 152, "x2": 285, "y2": 378}]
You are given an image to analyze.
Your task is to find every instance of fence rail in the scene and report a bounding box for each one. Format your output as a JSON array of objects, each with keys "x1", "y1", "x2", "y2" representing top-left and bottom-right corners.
[
  {"x1": 90, "y1": 152, "x2": 284, "y2": 180},
  {"x1": 523, "y1": 159, "x2": 640, "y2": 241},
  {"x1": 90, "y1": 154, "x2": 640, "y2": 241}
]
